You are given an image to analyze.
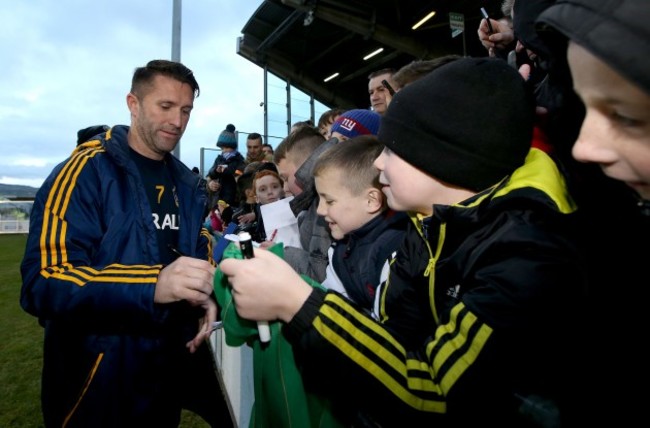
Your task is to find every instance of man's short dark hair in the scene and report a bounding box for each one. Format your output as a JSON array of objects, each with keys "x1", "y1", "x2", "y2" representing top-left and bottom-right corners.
[
  {"x1": 247, "y1": 132, "x2": 263, "y2": 143},
  {"x1": 131, "y1": 59, "x2": 200, "y2": 99},
  {"x1": 368, "y1": 68, "x2": 396, "y2": 80}
]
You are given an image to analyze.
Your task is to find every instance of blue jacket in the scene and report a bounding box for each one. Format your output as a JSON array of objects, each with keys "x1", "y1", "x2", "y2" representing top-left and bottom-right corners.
[
  {"x1": 331, "y1": 209, "x2": 408, "y2": 309},
  {"x1": 20, "y1": 125, "x2": 213, "y2": 427}
]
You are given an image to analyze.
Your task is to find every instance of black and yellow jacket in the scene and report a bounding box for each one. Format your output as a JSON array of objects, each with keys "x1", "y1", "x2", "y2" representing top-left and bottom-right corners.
[{"x1": 284, "y1": 148, "x2": 586, "y2": 427}]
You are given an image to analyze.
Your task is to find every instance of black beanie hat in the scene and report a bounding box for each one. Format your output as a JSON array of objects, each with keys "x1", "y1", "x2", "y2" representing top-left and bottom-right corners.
[{"x1": 378, "y1": 57, "x2": 535, "y2": 192}]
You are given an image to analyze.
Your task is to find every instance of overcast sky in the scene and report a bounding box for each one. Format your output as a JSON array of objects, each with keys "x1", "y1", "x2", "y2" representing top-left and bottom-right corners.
[{"x1": 0, "y1": 0, "x2": 266, "y2": 188}]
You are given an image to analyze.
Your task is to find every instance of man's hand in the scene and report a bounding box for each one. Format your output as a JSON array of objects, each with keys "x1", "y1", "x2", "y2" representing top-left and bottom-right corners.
[
  {"x1": 157, "y1": 257, "x2": 219, "y2": 353},
  {"x1": 155, "y1": 256, "x2": 216, "y2": 306},
  {"x1": 186, "y1": 297, "x2": 218, "y2": 353}
]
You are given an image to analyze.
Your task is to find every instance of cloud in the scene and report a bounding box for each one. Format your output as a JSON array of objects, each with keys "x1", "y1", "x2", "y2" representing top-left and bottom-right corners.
[
  {"x1": 0, "y1": 0, "x2": 265, "y2": 187},
  {"x1": 8, "y1": 157, "x2": 50, "y2": 168}
]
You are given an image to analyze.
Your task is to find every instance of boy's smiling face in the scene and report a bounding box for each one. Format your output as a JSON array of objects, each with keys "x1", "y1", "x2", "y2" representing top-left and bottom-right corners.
[
  {"x1": 568, "y1": 41, "x2": 650, "y2": 200},
  {"x1": 315, "y1": 168, "x2": 380, "y2": 240}
]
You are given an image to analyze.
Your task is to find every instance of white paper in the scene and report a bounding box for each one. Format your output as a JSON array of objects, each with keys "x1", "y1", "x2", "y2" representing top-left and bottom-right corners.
[{"x1": 259, "y1": 197, "x2": 301, "y2": 248}]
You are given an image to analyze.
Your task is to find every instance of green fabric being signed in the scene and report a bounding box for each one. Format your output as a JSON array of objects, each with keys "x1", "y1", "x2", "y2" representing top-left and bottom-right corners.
[{"x1": 214, "y1": 242, "x2": 344, "y2": 428}]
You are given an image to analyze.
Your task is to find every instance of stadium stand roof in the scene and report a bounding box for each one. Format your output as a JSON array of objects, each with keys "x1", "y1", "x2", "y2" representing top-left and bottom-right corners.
[{"x1": 236, "y1": 0, "x2": 499, "y2": 110}]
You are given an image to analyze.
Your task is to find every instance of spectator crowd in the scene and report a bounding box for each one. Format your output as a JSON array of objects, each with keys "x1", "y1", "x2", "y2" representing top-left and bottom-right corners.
[{"x1": 21, "y1": 1, "x2": 649, "y2": 426}]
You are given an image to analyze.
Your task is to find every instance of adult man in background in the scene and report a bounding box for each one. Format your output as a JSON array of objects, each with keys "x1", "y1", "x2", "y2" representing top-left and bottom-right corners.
[
  {"x1": 367, "y1": 68, "x2": 396, "y2": 115},
  {"x1": 245, "y1": 132, "x2": 273, "y2": 164},
  {"x1": 21, "y1": 59, "x2": 231, "y2": 427}
]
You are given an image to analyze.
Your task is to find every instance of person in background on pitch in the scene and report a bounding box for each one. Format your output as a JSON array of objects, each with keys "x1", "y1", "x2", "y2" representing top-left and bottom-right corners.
[
  {"x1": 262, "y1": 142, "x2": 274, "y2": 157},
  {"x1": 76, "y1": 124, "x2": 110, "y2": 146},
  {"x1": 20, "y1": 59, "x2": 232, "y2": 428},
  {"x1": 207, "y1": 123, "x2": 246, "y2": 207},
  {"x1": 367, "y1": 68, "x2": 396, "y2": 115},
  {"x1": 250, "y1": 168, "x2": 286, "y2": 242},
  {"x1": 245, "y1": 132, "x2": 273, "y2": 164}
]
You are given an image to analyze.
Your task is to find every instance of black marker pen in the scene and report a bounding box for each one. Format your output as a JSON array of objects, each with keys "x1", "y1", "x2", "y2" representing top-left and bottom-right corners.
[
  {"x1": 238, "y1": 232, "x2": 254, "y2": 259},
  {"x1": 168, "y1": 244, "x2": 185, "y2": 258},
  {"x1": 381, "y1": 79, "x2": 396, "y2": 96},
  {"x1": 481, "y1": 7, "x2": 494, "y2": 35},
  {"x1": 238, "y1": 231, "x2": 271, "y2": 343}
]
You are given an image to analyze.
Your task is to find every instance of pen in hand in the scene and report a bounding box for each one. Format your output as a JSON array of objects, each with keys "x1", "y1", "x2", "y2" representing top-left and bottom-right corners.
[
  {"x1": 381, "y1": 79, "x2": 396, "y2": 96},
  {"x1": 168, "y1": 244, "x2": 185, "y2": 258},
  {"x1": 481, "y1": 7, "x2": 494, "y2": 35}
]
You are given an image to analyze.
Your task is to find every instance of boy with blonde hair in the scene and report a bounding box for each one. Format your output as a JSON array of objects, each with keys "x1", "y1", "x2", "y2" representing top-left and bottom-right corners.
[{"x1": 313, "y1": 135, "x2": 406, "y2": 311}]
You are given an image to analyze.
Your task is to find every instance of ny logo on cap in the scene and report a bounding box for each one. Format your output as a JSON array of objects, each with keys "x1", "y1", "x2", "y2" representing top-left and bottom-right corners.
[{"x1": 339, "y1": 118, "x2": 357, "y2": 132}]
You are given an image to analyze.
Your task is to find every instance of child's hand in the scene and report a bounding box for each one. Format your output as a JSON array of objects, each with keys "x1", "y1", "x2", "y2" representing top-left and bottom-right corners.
[
  {"x1": 238, "y1": 212, "x2": 256, "y2": 224},
  {"x1": 220, "y1": 249, "x2": 312, "y2": 323}
]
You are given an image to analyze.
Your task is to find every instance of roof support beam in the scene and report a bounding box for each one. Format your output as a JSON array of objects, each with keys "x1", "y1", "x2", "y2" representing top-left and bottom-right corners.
[
  {"x1": 238, "y1": 36, "x2": 357, "y2": 109},
  {"x1": 257, "y1": 9, "x2": 304, "y2": 53},
  {"x1": 281, "y1": 0, "x2": 450, "y2": 59}
]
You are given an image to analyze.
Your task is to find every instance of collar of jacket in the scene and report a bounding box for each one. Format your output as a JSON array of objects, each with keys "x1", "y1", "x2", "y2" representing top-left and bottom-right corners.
[
  {"x1": 409, "y1": 148, "x2": 577, "y2": 230},
  {"x1": 101, "y1": 125, "x2": 208, "y2": 257}
]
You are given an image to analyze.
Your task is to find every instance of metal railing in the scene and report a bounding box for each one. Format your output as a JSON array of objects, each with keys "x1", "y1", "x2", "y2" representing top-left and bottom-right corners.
[
  {"x1": 0, "y1": 220, "x2": 29, "y2": 233},
  {"x1": 0, "y1": 200, "x2": 33, "y2": 234}
]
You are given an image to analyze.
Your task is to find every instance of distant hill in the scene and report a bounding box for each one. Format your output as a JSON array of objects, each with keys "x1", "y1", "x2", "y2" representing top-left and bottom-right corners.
[{"x1": 0, "y1": 183, "x2": 40, "y2": 199}]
